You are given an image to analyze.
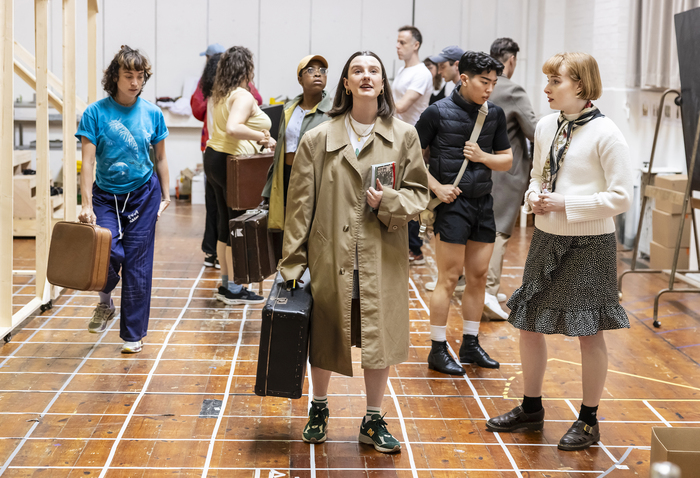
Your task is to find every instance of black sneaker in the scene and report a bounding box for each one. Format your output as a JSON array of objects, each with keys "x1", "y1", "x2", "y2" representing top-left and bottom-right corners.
[
  {"x1": 215, "y1": 286, "x2": 265, "y2": 305},
  {"x1": 204, "y1": 254, "x2": 217, "y2": 267}
]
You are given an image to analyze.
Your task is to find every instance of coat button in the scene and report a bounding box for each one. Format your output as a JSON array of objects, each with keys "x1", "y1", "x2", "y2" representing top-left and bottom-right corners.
[
  {"x1": 343, "y1": 225, "x2": 349, "y2": 232},
  {"x1": 392, "y1": 225, "x2": 398, "y2": 230},
  {"x1": 339, "y1": 268, "x2": 345, "y2": 275}
]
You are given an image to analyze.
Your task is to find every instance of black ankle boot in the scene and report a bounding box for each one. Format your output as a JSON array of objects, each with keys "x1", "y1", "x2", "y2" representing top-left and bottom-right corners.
[
  {"x1": 427, "y1": 340, "x2": 465, "y2": 375},
  {"x1": 459, "y1": 334, "x2": 499, "y2": 369}
]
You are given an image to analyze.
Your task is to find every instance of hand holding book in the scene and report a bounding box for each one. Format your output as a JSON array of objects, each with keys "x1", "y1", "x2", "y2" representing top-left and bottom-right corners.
[{"x1": 366, "y1": 179, "x2": 384, "y2": 209}]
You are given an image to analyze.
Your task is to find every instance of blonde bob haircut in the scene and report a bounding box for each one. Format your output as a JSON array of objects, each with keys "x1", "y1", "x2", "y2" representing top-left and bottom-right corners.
[{"x1": 542, "y1": 52, "x2": 602, "y2": 101}]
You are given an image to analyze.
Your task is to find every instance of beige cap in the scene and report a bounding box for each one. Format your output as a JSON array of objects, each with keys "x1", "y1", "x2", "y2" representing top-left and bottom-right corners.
[{"x1": 297, "y1": 54, "x2": 328, "y2": 76}]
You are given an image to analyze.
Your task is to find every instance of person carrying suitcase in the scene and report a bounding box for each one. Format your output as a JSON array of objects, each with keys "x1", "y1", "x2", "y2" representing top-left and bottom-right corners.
[
  {"x1": 76, "y1": 45, "x2": 169, "y2": 354},
  {"x1": 278, "y1": 51, "x2": 430, "y2": 453}
]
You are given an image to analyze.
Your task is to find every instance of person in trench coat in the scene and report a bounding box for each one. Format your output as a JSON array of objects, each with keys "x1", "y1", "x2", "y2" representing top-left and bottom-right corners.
[{"x1": 278, "y1": 51, "x2": 429, "y2": 454}]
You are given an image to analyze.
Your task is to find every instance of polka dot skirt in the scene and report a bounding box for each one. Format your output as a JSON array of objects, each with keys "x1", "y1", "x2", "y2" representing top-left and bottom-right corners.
[{"x1": 507, "y1": 228, "x2": 629, "y2": 336}]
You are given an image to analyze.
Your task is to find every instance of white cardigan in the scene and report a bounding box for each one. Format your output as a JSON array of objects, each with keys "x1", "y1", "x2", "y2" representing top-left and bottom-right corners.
[{"x1": 523, "y1": 112, "x2": 633, "y2": 236}]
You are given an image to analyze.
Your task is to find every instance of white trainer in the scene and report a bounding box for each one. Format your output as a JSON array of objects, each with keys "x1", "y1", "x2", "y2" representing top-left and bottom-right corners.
[
  {"x1": 121, "y1": 340, "x2": 143, "y2": 354},
  {"x1": 497, "y1": 293, "x2": 507, "y2": 302},
  {"x1": 483, "y1": 292, "x2": 509, "y2": 321},
  {"x1": 425, "y1": 275, "x2": 465, "y2": 294}
]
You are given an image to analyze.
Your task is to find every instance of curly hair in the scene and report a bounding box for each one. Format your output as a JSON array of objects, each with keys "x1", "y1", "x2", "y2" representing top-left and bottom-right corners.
[
  {"x1": 458, "y1": 51, "x2": 504, "y2": 77},
  {"x1": 211, "y1": 46, "x2": 254, "y2": 105},
  {"x1": 200, "y1": 53, "x2": 222, "y2": 99},
  {"x1": 102, "y1": 45, "x2": 152, "y2": 97},
  {"x1": 328, "y1": 51, "x2": 395, "y2": 119}
]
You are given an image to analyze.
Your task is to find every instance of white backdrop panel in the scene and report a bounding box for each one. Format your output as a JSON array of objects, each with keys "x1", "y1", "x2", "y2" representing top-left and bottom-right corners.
[
  {"x1": 360, "y1": 0, "x2": 412, "y2": 80},
  {"x1": 208, "y1": 0, "x2": 261, "y2": 91},
  {"x1": 156, "y1": 0, "x2": 208, "y2": 97},
  {"x1": 414, "y1": 0, "x2": 464, "y2": 61},
  {"x1": 258, "y1": 0, "x2": 311, "y2": 101},
  {"x1": 102, "y1": 0, "x2": 157, "y2": 102},
  {"x1": 309, "y1": 0, "x2": 363, "y2": 100}
]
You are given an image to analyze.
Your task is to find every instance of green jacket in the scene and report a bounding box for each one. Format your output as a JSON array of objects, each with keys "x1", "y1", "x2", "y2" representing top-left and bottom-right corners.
[{"x1": 263, "y1": 91, "x2": 332, "y2": 230}]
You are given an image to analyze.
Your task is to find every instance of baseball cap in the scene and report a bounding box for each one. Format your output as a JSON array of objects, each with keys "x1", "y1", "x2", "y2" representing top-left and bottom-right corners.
[
  {"x1": 200, "y1": 43, "x2": 225, "y2": 57},
  {"x1": 429, "y1": 45, "x2": 464, "y2": 63},
  {"x1": 297, "y1": 54, "x2": 328, "y2": 76}
]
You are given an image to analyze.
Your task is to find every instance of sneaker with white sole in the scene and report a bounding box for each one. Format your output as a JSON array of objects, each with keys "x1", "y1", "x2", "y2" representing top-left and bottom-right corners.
[
  {"x1": 121, "y1": 340, "x2": 143, "y2": 354},
  {"x1": 425, "y1": 275, "x2": 465, "y2": 294},
  {"x1": 88, "y1": 303, "x2": 116, "y2": 334},
  {"x1": 497, "y1": 293, "x2": 507, "y2": 302},
  {"x1": 215, "y1": 286, "x2": 265, "y2": 305},
  {"x1": 358, "y1": 413, "x2": 401, "y2": 453},
  {"x1": 483, "y1": 292, "x2": 509, "y2": 320}
]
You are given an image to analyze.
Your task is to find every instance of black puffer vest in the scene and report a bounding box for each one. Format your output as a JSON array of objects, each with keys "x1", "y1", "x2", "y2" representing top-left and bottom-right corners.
[{"x1": 427, "y1": 87, "x2": 504, "y2": 198}]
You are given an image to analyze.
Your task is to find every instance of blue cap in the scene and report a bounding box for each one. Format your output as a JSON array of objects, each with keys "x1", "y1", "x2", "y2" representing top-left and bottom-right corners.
[
  {"x1": 200, "y1": 43, "x2": 225, "y2": 56},
  {"x1": 429, "y1": 45, "x2": 464, "y2": 63}
]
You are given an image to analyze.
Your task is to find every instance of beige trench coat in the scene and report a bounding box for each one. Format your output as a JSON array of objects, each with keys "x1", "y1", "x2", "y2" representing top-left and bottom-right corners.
[{"x1": 278, "y1": 114, "x2": 430, "y2": 377}]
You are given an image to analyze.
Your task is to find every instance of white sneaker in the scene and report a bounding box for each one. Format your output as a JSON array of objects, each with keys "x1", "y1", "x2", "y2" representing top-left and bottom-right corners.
[
  {"x1": 483, "y1": 292, "x2": 508, "y2": 321},
  {"x1": 497, "y1": 293, "x2": 507, "y2": 302},
  {"x1": 121, "y1": 340, "x2": 143, "y2": 354},
  {"x1": 425, "y1": 280, "x2": 436, "y2": 291}
]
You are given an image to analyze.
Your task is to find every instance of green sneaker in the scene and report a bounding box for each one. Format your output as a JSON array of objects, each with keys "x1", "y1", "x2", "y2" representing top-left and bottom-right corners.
[
  {"x1": 302, "y1": 402, "x2": 329, "y2": 443},
  {"x1": 358, "y1": 413, "x2": 401, "y2": 453}
]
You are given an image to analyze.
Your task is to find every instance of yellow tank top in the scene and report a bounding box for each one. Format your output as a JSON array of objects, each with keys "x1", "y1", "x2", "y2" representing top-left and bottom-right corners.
[{"x1": 207, "y1": 87, "x2": 272, "y2": 156}]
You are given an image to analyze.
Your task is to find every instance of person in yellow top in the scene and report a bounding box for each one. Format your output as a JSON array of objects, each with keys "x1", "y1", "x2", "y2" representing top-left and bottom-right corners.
[
  {"x1": 203, "y1": 45, "x2": 275, "y2": 305},
  {"x1": 262, "y1": 54, "x2": 333, "y2": 231}
]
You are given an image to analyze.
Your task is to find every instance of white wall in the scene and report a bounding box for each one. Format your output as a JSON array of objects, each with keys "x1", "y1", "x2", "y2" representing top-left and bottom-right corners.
[{"x1": 9, "y1": 0, "x2": 694, "y2": 216}]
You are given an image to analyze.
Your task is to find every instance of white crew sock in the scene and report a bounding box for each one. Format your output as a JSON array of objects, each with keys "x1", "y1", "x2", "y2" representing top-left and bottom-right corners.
[
  {"x1": 463, "y1": 320, "x2": 480, "y2": 336},
  {"x1": 430, "y1": 325, "x2": 447, "y2": 342},
  {"x1": 365, "y1": 406, "x2": 382, "y2": 421}
]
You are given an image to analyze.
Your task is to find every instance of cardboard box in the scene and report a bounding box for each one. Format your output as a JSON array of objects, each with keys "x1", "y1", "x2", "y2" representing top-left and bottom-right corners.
[
  {"x1": 654, "y1": 174, "x2": 687, "y2": 214},
  {"x1": 652, "y1": 208, "x2": 691, "y2": 248},
  {"x1": 651, "y1": 427, "x2": 700, "y2": 476},
  {"x1": 650, "y1": 241, "x2": 689, "y2": 270}
]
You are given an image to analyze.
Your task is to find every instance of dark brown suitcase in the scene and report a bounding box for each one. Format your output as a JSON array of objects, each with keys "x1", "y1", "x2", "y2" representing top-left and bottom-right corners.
[
  {"x1": 229, "y1": 209, "x2": 277, "y2": 284},
  {"x1": 47, "y1": 221, "x2": 112, "y2": 291},
  {"x1": 255, "y1": 270, "x2": 312, "y2": 399},
  {"x1": 226, "y1": 152, "x2": 274, "y2": 210}
]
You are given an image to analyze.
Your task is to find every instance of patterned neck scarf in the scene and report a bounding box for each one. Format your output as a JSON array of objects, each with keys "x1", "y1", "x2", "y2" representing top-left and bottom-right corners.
[{"x1": 542, "y1": 101, "x2": 604, "y2": 192}]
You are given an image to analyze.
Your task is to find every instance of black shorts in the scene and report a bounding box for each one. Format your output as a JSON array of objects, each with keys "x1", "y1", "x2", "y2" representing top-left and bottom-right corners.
[{"x1": 434, "y1": 194, "x2": 496, "y2": 245}]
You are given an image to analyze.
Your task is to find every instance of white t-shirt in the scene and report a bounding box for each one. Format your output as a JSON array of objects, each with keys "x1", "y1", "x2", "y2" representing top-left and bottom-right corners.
[
  {"x1": 392, "y1": 63, "x2": 433, "y2": 125},
  {"x1": 285, "y1": 105, "x2": 308, "y2": 153},
  {"x1": 345, "y1": 114, "x2": 374, "y2": 157}
]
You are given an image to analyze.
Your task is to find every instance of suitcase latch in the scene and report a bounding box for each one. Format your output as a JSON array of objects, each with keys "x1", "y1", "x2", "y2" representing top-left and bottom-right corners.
[{"x1": 276, "y1": 298, "x2": 288, "y2": 305}]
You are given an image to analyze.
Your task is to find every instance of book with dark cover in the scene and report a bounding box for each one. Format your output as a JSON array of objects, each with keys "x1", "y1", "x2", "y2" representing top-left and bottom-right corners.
[{"x1": 371, "y1": 161, "x2": 396, "y2": 189}]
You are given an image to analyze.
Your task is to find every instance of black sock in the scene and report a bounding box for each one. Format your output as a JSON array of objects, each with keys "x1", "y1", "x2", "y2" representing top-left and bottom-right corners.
[
  {"x1": 578, "y1": 404, "x2": 598, "y2": 427},
  {"x1": 521, "y1": 395, "x2": 543, "y2": 414}
]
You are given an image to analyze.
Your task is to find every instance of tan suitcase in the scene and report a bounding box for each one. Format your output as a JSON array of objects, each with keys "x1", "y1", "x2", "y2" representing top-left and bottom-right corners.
[
  {"x1": 47, "y1": 221, "x2": 112, "y2": 291},
  {"x1": 226, "y1": 152, "x2": 274, "y2": 210}
]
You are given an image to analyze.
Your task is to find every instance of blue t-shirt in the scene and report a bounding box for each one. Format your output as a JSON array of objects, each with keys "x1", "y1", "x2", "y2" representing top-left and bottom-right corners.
[{"x1": 76, "y1": 96, "x2": 169, "y2": 194}]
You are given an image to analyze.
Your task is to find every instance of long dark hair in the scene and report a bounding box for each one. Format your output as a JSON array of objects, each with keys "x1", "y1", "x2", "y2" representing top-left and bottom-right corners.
[
  {"x1": 328, "y1": 51, "x2": 395, "y2": 119},
  {"x1": 102, "y1": 45, "x2": 152, "y2": 97},
  {"x1": 211, "y1": 46, "x2": 254, "y2": 105},
  {"x1": 200, "y1": 53, "x2": 222, "y2": 99}
]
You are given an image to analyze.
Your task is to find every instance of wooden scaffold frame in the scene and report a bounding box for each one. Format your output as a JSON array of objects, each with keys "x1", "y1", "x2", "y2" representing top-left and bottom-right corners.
[{"x1": 0, "y1": 0, "x2": 100, "y2": 343}]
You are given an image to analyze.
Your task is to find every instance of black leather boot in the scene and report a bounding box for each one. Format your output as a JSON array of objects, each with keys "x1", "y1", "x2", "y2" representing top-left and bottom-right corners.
[
  {"x1": 459, "y1": 334, "x2": 500, "y2": 369},
  {"x1": 427, "y1": 340, "x2": 465, "y2": 375}
]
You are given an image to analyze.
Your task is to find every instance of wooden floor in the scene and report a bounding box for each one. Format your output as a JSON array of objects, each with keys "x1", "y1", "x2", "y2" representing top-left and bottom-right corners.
[{"x1": 3, "y1": 201, "x2": 700, "y2": 477}]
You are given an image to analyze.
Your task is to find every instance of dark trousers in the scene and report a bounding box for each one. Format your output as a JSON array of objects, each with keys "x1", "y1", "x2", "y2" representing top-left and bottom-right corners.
[
  {"x1": 408, "y1": 219, "x2": 422, "y2": 255},
  {"x1": 201, "y1": 173, "x2": 218, "y2": 255},
  {"x1": 203, "y1": 147, "x2": 245, "y2": 244},
  {"x1": 92, "y1": 173, "x2": 160, "y2": 342}
]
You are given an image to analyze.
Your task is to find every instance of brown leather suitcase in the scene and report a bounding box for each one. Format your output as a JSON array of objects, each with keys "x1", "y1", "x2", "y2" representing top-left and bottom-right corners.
[
  {"x1": 229, "y1": 209, "x2": 277, "y2": 284},
  {"x1": 226, "y1": 152, "x2": 274, "y2": 210},
  {"x1": 47, "y1": 221, "x2": 112, "y2": 291}
]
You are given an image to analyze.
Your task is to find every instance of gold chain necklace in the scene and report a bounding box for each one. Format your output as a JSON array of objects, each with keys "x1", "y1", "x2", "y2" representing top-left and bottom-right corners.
[{"x1": 348, "y1": 115, "x2": 374, "y2": 139}]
